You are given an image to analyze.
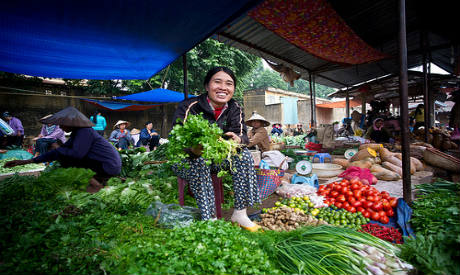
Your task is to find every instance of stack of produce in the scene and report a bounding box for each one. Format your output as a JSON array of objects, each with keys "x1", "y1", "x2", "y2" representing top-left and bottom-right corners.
[
  {"x1": 271, "y1": 226, "x2": 413, "y2": 275},
  {"x1": 315, "y1": 205, "x2": 369, "y2": 230},
  {"x1": 260, "y1": 205, "x2": 328, "y2": 231},
  {"x1": 400, "y1": 179, "x2": 460, "y2": 274},
  {"x1": 361, "y1": 223, "x2": 403, "y2": 244},
  {"x1": 270, "y1": 195, "x2": 326, "y2": 214},
  {"x1": 0, "y1": 158, "x2": 44, "y2": 175},
  {"x1": 333, "y1": 143, "x2": 425, "y2": 181},
  {"x1": 317, "y1": 179, "x2": 397, "y2": 224},
  {"x1": 413, "y1": 127, "x2": 458, "y2": 150}
]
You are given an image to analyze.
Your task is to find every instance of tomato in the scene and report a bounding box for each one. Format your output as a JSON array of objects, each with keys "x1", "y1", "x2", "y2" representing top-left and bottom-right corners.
[
  {"x1": 381, "y1": 191, "x2": 390, "y2": 199},
  {"x1": 372, "y1": 202, "x2": 383, "y2": 212},
  {"x1": 363, "y1": 211, "x2": 371, "y2": 218},
  {"x1": 363, "y1": 201, "x2": 374, "y2": 209},
  {"x1": 337, "y1": 195, "x2": 346, "y2": 202},
  {"x1": 318, "y1": 185, "x2": 326, "y2": 191},
  {"x1": 344, "y1": 206, "x2": 352, "y2": 212},
  {"x1": 329, "y1": 198, "x2": 336, "y2": 203},
  {"x1": 349, "y1": 207, "x2": 357, "y2": 213},
  {"x1": 340, "y1": 179, "x2": 349, "y2": 186},
  {"x1": 367, "y1": 195, "x2": 377, "y2": 202},
  {"x1": 335, "y1": 202, "x2": 343, "y2": 208},
  {"x1": 382, "y1": 200, "x2": 392, "y2": 211},
  {"x1": 371, "y1": 212, "x2": 380, "y2": 221},
  {"x1": 379, "y1": 215, "x2": 389, "y2": 224},
  {"x1": 374, "y1": 195, "x2": 382, "y2": 202},
  {"x1": 323, "y1": 189, "x2": 331, "y2": 196},
  {"x1": 359, "y1": 198, "x2": 367, "y2": 204},
  {"x1": 357, "y1": 207, "x2": 365, "y2": 213},
  {"x1": 348, "y1": 197, "x2": 356, "y2": 204},
  {"x1": 330, "y1": 191, "x2": 339, "y2": 198},
  {"x1": 386, "y1": 209, "x2": 394, "y2": 217},
  {"x1": 335, "y1": 186, "x2": 343, "y2": 193},
  {"x1": 342, "y1": 186, "x2": 349, "y2": 194},
  {"x1": 347, "y1": 191, "x2": 354, "y2": 197},
  {"x1": 351, "y1": 183, "x2": 360, "y2": 190},
  {"x1": 343, "y1": 202, "x2": 350, "y2": 208},
  {"x1": 352, "y1": 201, "x2": 362, "y2": 208},
  {"x1": 353, "y1": 190, "x2": 362, "y2": 199},
  {"x1": 389, "y1": 198, "x2": 398, "y2": 208},
  {"x1": 350, "y1": 177, "x2": 361, "y2": 185},
  {"x1": 378, "y1": 210, "x2": 386, "y2": 217}
]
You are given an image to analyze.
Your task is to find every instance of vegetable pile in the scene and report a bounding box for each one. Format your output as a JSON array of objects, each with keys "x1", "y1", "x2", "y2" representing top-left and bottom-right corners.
[
  {"x1": 361, "y1": 223, "x2": 403, "y2": 244},
  {"x1": 166, "y1": 114, "x2": 240, "y2": 170},
  {"x1": 399, "y1": 179, "x2": 460, "y2": 275},
  {"x1": 260, "y1": 205, "x2": 328, "y2": 231},
  {"x1": 315, "y1": 205, "x2": 370, "y2": 230},
  {"x1": 266, "y1": 226, "x2": 413, "y2": 275},
  {"x1": 0, "y1": 158, "x2": 44, "y2": 174},
  {"x1": 317, "y1": 178, "x2": 397, "y2": 223}
]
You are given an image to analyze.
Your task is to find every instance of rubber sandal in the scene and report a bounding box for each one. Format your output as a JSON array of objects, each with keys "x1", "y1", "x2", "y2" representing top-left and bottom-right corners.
[{"x1": 238, "y1": 223, "x2": 263, "y2": 232}]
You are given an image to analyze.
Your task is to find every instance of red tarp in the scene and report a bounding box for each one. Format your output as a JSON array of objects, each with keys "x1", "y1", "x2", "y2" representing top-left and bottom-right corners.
[{"x1": 249, "y1": 0, "x2": 388, "y2": 65}]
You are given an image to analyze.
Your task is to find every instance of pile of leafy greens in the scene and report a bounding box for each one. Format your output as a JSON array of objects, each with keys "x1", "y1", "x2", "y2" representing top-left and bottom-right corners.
[{"x1": 400, "y1": 179, "x2": 460, "y2": 275}]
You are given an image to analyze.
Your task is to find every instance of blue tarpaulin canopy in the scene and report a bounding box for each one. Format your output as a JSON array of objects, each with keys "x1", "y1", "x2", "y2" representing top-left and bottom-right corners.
[
  {"x1": 82, "y1": 99, "x2": 159, "y2": 111},
  {"x1": 115, "y1": 88, "x2": 195, "y2": 103},
  {"x1": 0, "y1": 0, "x2": 259, "y2": 80}
]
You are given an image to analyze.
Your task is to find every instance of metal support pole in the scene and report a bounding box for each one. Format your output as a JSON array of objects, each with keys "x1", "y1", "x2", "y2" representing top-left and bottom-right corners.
[
  {"x1": 182, "y1": 54, "x2": 189, "y2": 99},
  {"x1": 346, "y1": 88, "x2": 350, "y2": 118},
  {"x1": 422, "y1": 31, "x2": 429, "y2": 142},
  {"x1": 309, "y1": 73, "x2": 314, "y2": 128},
  {"x1": 313, "y1": 75, "x2": 317, "y2": 126},
  {"x1": 398, "y1": 0, "x2": 412, "y2": 204}
]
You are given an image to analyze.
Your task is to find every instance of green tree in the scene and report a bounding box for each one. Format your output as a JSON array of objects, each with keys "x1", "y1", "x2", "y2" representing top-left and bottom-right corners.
[{"x1": 242, "y1": 62, "x2": 335, "y2": 98}]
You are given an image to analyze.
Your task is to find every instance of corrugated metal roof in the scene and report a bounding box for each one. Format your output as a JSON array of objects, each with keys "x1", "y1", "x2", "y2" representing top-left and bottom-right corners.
[{"x1": 216, "y1": 0, "x2": 458, "y2": 89}]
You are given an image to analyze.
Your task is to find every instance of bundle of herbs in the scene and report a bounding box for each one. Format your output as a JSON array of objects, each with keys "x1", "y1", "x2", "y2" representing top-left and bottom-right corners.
[
  {"x1": 256, "y1": 225, "x2": 412, "y2": 275},
  {"x1": 166, "y1": 114, "x2": 241, "y2": 176},
  {"x1": 399, "y1": 178, "x2": 460, "y2": 275}
]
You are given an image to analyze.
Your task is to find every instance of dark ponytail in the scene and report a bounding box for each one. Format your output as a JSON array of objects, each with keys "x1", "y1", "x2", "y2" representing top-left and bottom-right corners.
[{"x1": 92, "y1": 110, "x2": 99, "y2": 123}]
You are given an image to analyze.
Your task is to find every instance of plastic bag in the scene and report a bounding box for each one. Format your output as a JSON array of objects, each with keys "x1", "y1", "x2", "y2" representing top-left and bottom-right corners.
[
  {"x1": 338, "y1": 166, "x2": 377, "y2": 185},
  {"x1": 276, "y1": 183, "x2": 317, "y2": 198},
  {"x1": 145, "y1": 201, "x2": 201, "y2": 228},
  {"x1": 0, "y1": 149, "x2": 33, "y2": 160}
]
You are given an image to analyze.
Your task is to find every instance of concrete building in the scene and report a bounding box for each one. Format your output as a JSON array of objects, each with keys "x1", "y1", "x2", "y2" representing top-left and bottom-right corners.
[{"x1": 243, "y1": 87, "x2": 351, "y2": 129}]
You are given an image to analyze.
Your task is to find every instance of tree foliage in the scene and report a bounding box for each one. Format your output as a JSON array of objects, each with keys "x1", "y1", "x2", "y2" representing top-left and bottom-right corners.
[{"x1": 242, "y1": 62, "x2": 335, "y2": 98}]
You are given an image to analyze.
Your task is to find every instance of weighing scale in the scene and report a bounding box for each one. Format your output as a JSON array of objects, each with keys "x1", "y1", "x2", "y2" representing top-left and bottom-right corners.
[
  {"x1": 291, "y1": 160, "x2": 319, "y2": 188},
  {"x1": 344, "y1": 148, "x2": 358, "y2": 159}
]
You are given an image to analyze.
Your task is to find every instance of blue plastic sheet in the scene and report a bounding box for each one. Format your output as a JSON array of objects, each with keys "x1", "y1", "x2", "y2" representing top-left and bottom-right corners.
[
  {"x1": 116, "y1": 88, "x2": 195, "y2": 103},
  {"x1": 0, "y1": 1, "x2": 260, "y2": 79},
  {"x1": 369, "y1": 198, "x2": 415, "y2": 238}
]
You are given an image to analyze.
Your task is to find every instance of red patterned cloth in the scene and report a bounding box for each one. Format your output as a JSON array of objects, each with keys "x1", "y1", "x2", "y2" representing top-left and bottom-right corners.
[{"x1": 249, "y1": 0, "x2": 388, "y2": 65}]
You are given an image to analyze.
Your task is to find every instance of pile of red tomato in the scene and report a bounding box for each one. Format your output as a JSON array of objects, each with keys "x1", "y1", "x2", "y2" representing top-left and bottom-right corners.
[{"x1": 317, "y1": 178, "x2": 398, "y2": 224}]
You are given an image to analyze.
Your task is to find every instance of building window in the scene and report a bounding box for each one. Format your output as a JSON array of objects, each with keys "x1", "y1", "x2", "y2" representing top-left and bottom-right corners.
[{"x1": 265, "y1": 94, "x2": 281, "y2": 105}]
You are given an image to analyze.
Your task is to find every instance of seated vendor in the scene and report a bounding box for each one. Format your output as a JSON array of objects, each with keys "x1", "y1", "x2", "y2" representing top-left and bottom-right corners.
[
  {"x1": 293, "y1": 124, "x2": 304, "y2": 136},
  {"x1": 33, "y1": 114, "x2": 66, "y2": 157},
  {"x1": 1, "y1": 111, "x2": 24, "y2": 148},
  {"x1": 271, "y1": 123, "x2": 283, "y2": 136},
  {"x1": 3, "y1": 106, "x2": 122, "y2": 193},
  {"x1": 245, "y1": 112, "x2": 270, "y2": 153},
  {"x1": 364, "y1": 118, "x2": 392, "y2": 143},
  {"x1": 109, "y1": 120, "x2": 134, "y2": 150},
  {"x1": 136, "y1": 121, "x2": 160, "y2": 151}
]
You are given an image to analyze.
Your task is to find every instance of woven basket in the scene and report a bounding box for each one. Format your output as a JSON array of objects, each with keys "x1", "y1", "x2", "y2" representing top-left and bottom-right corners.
[{"x1": 423, "y1": 147, "x2": 460, "y2": 173}]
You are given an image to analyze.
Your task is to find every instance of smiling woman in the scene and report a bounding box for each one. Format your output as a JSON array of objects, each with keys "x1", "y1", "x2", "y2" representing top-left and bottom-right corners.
[{"x1": 170, "y1": 66, "x2": 262, "y2": 232}]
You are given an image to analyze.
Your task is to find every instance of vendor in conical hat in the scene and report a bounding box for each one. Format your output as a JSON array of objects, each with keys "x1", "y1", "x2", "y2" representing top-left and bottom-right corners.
[
  {"x1": 245, "y1": 112, "x2": 271, "y2": 153},
  {"x1": 109, "y1": 120, "x2": 134, "y2": 150},
  {"x1": 3, "y1": 106, "x2": 122, "y2": 193}
]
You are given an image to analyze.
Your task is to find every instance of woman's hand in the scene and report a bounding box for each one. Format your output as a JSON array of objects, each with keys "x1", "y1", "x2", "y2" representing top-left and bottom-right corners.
[
  {"x1": 224, "y1": 132, "x2": 241, "y2": 144},
  {"x1": 3, "y1": 159, "x2": 33, "y2": 168}
]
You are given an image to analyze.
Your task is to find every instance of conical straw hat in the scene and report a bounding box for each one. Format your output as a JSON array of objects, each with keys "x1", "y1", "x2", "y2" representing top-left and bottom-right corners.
[
  {"x1": 245, "y1": 112, "x2": 270, "y2": 127},
  {"x1": 113, "y1": 120, "x2": 130, "y2": 129},
  {"x1": 40, "y1": 107, "x2": 94, "y2": 127}
]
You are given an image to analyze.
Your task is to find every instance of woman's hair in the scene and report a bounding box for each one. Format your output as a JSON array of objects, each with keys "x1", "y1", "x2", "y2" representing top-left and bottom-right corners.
[
  {"x1": 145, "y1": 121, "x2": 152, "y2": 126},
  {"x1": 203, "y1": 66, "x2": 237, "y2": 88},
  {"x1": 91, "y1": 110, "x2": 100, "y2": 123}
]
